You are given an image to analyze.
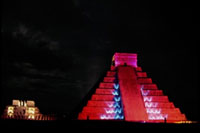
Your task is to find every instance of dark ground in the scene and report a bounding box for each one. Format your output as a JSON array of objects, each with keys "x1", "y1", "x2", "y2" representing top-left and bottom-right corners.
[{"x1": 1, "y1": 119, "x2": 199, "y2": 130}]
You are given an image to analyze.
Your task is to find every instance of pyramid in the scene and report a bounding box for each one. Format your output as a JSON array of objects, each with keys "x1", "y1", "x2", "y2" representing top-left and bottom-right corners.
[{"x1": 78, "y1": 53, "x2": 187, "y2": 123}]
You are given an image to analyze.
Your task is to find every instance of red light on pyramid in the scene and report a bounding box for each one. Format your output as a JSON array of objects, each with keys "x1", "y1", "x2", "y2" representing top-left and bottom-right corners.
[{"x1": 78, "y1": 53, "x2": 187, "y2": 123}]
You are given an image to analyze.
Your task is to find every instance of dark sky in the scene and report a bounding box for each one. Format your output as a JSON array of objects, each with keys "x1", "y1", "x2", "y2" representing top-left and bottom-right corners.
[{"x1": 1, "y1": 0, "x2": 198, "y2": 120}]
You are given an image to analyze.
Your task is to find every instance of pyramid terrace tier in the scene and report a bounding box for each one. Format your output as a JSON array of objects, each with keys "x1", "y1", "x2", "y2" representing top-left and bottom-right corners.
[
  {"x1": 135, "y1": 67, "x2": 142, "y2": 72},
  {"x1": 141, "y1": 90, "x2": 163, "y2": 96},
  {"x1": 95, "y1": 89, "x2": 117, "y2": 95},
  {"x1": 144, "y1": 102, "x2": 175, "y2": 108},
  {"x1": 87, "y1": 101, "x2": 117, "y2": 107},
  {"x1": 106, "y1": 71, "x2": 117, "y2": 77},
  {"x1": 141, "y1": 84, "x2": 158, "y2": 90},
  {"x1": 91, "y1": 95, "x2": 120, "y2": 101},
  {"x1": 147, "y1": 113, "x2": 187, "y2": 121},
  {"x1": 103, "y1": 77, "x2": 116, "y2": 83},
  {"x1": 81, "y1": 107, "x2": 123, "y2": 114},
  {"x1": 136, "y1": 72, "x2": 147, "y2": 77},
  {"x1": 110, "y1": 66, "x2": 116, "y2": 71},
  {"x1": 143, "y1": 96, "x2": 169, "y2": 102},
  {"x1": 78, "y1": 113, "x2": 120, "y2": 120},
  {"x1": 147, "y1": 120, "x2": 187, "y2": 123},
  {"x1": 146, "y1": 108, "x2": 181, "y2": 114},
  {"x1": 99, "y1": 83, "x2": 115, "y2": 89},
  {"x1": 137, "y1": 78, "x2": 153, "y2": 84}
]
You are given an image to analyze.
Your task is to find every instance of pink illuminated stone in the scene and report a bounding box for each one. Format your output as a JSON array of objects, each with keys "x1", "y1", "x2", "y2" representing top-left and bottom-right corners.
[
  {"x1": 95, "y1": 89, "x2": 115, "y2": 95},
  {"x1": 137, "y1": 72, "x2": 147, "y2": 77},
  {"x1": 135, "y1": 67, "x2": 142, "y2": 71},
  {"x1": 99, "y1": 83, "x2": 115, "y2": 89},
  {"x1": 143, "y1": 96, "x2": 169, "y2": 102},
  {"x1": 91, "y1": 95, "x2": 114, "y2": 101},
  {"x1": 137, "y1": 78, "x2": 152, "y2": 84},
  {"x1": 114, "y1": 53, "x2": 137, "y2": 67},
  {"x1": 103, "y1": 77, "x2": 115, "y2": 83},
  {"x1": 106, "y1": 71, "x2": 116, "y2": 77},
  {"x1": 87, "y1": 101, "x2": 115, "y2": 107},
  {"x1": 77, "y1": 52, "x2": 187, "y2": 123}
]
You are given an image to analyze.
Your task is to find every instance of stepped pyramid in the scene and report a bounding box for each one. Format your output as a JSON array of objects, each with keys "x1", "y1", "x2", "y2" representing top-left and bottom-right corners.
[{"x1": 78, "y1": 53, "x2": 187, "y2": 123}]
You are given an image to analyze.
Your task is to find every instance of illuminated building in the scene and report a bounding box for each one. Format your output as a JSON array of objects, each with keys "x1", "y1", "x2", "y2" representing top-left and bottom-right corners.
[
  {"x1": 78, "y1": 53, "x2": 187, "y2": 123},
  {"x1": 1, "y1": 100, "x2": 55, "y2": 120}
]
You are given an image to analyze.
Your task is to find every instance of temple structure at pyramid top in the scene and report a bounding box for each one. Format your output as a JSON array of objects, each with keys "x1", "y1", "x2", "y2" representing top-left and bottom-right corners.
[
  {"x1": 113, "y1": 53, "x2": 137, "y2": 67},
  {"x1": 78, "y1": 53, "x2": 187, "y2": 123}
]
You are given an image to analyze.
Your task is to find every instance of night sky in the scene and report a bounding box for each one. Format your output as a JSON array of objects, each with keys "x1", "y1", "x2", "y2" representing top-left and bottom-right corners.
[{"x1": 1, "y1": 1, "x2": 198, "y2": 121}]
